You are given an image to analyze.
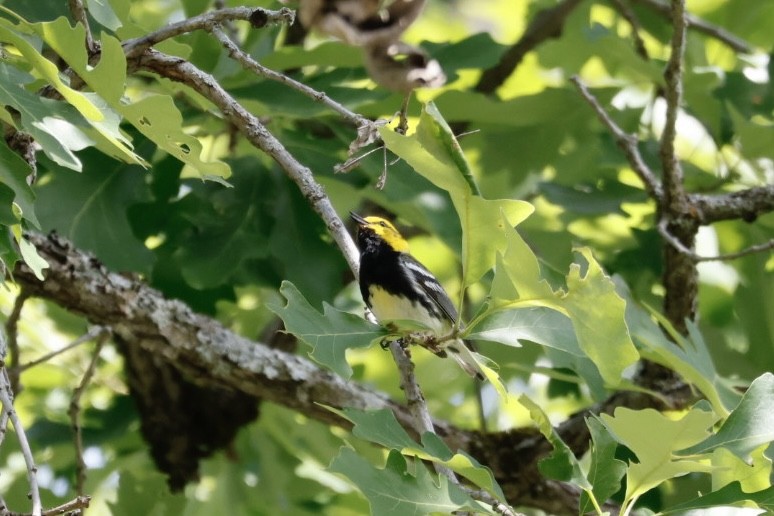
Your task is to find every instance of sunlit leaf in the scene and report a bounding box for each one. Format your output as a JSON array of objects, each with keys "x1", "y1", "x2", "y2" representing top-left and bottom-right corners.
[
  {"x1": 660, "y1": 481, "x2": 774, "y2": 515},
  {"x1": 621, "y1": 278, "x2": 742, "y2": 416},
  {"x1": 86, "y1": 0, "x2": 122, "y2": 31},
  {"x1": 518, "y1": 394, "x2": 592, "y2": 490},
  {"x1": 579, "y1": 417, "x2": 626, "y2": 513},
  {"x1": 329, "y1": 448, "x2": 480, "y2": 516},
  {"x1": 334, "y1": 407, "x2": 506, "y2": 501},
  {"x1": 380, "y1": 104, "x2": 533, "y2": 289},
  {"x1": 601, "y1": 406, "x2": 717, "y2": 503},
  {"x1": 560, "y1": 248, "x2": 639, "y2": 385},
  {"x1": 679, "y1": 373, "x2": 774, "y2": 460},
  {"x1": 267, "y1": 281, "x2": 384, "y2": 378}
]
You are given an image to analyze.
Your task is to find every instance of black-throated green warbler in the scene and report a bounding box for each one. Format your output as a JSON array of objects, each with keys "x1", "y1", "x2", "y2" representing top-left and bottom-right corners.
[{"x1": 350, "y1": 212, "x2": 484, "y2": 379}]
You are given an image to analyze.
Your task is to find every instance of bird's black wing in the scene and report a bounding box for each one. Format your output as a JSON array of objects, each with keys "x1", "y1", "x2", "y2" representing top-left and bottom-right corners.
[{"x1": 399, "y1": 253, "x2": 459, "y2": 324}]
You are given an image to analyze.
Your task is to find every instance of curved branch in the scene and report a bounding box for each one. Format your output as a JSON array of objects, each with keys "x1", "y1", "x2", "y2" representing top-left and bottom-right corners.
[
  {"x1": 13, "y1": 233, "x2": 463, "y2": 447},
  {"x1": 0, "y1": 368, "x2": 41, "y2": 515},
  {"x1": 570, "y1": 76, "x2": 663, "y2": 199},
  {"x1": 631, "y1": 0, "x2": 754, "y2": 54},
  {"x1": 122, "y1": 7, "x2": 296, "y2": 57},
  {"x1": 129, "y1": 49, "x2": 361, "y2": 277},
  {"x1": 210, "y1": 26, "x2": 374, "y2": 131},
  {"x1": 475, "y1": 0, "x2": 584, "y2": 95}
]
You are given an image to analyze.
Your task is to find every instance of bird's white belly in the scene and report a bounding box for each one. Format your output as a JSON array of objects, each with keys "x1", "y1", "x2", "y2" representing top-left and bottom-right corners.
[{"x1": 368, "y1": 285, "x2": 448, "y2": 334}]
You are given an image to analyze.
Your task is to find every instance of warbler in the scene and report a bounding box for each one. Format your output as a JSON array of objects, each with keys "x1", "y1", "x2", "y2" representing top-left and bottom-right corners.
[{"x1": 350, "y1": 212, "x2": 484, "y2": 379}]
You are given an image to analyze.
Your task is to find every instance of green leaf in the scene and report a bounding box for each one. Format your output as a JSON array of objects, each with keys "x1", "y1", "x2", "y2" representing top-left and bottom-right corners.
[
  {"x1": 0, "y1": 18, "x2": 102, "y2": 120},
  {"x1": 490, "y1": 221, "x2": 554, "y2": 302},
  {"x1": 267, "y1": 281, "x2": 384, "y2": 378},
  {"x1": 86, "y1": 0, "x2": 122, "y2": 31},
  {"x1": 119, "y1": 95, "x2": 230, "y2": 179},
  {"x1": 459, "y1": 196, "x2": 533, "y2": 288},
  {"x1": 0, "y1": 17, "x2": 144, "y2": 166},
  {"x1": 34, "y1": 18, "x2": 228, "y2": 177},
  {"x1": 261, "y1": 41, "x2": 363, "y2": 70},
  {"x1": 339, "y1": 407, "x2": 417, "y2": 450},
  {"x1": 35, "y1": 150, "x2": 154, "y2": 272},
  {"x1": 622, "y1": 281, "x2": 742, "y2": 416},
  {"x1": 0, "y1": 63, "x2": 83, "y2": 170},
  {"x1": 728, "y1": 105, "x2": 774, "y2": 160},
  {"x1": 381, "y1": 105, "x2": 533, "y2": 288},
  {"x1": 0, "y1": 138, "x2": 37, "y2": 226},
  {"x1": 335, "y1": 407, "x2": 506, "y2": 501},
  {"x1": 710, "y1": 445, "x2": 772, "y2": 493},
  {"x1": 518, "y1": 394, "x2": 592, "y2": 490},
  {"x1": 560, "y1": 248, "x2": 639, "y2": 385},
  {"x1": 579, "y1": 417, "x2": 626, "y2": 513},
  {"x1": 16, "y1": 231, "x2": 48, "y2": 280},
  {"x1": 174, "y1": 170, "x2": 270, "y2": 288},
  {"x1": 678, "y1": 373, "x2": 774, "y2": 460},
  {"x1": 329, "y1": 447, "x2": 479, "y2": 516},
  {"x1": 466, "y1": 306, "x2": 582, "y2": 356},
  {"x1": 660, "y1": 481, "x2": 774, "y2": 515},
  {"x1": 433, "y1": 88, "x2": 592, "y2": 126},
  {"x1": 600, "y1": 406, "x2": 717, "y2": 503}
]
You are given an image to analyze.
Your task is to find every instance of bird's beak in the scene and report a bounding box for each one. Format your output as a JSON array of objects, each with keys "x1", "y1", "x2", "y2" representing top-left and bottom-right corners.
[{"x1": 350, "y1": 212, "x2": 368, "y2": 226}]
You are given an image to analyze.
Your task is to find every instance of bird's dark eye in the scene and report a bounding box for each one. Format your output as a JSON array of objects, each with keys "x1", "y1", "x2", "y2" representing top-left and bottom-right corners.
[{"x1": 379, "y1": 221, "x2": 387, "y2": 227}]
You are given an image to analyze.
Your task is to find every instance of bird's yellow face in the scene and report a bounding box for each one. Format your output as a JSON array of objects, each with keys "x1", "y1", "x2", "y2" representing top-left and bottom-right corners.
[{"x1": 350, "y1": 213, "x2": 410, "y2": 253}]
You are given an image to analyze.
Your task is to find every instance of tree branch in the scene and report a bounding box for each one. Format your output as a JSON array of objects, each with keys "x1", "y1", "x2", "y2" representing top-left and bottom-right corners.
[
  {"x1": 657, "y1": 0, "x2": 699, "y2": 334},
  {"x1": 475, "y1": 0, "x2": 584, "y2": 95},
  {"x1": 660, "y1": 0, "x2": 688, "y2": 213},
  {"x1": 12, "y1": 232, "x2": 465, "y2": 446},
  {"x1": 12, "y1": 231, "x2": 638, "y2": 514},
  {"x1": 690, "y1": 185, "x2": 774, "y2": 224},
  {"x1": 129, "y1": 49, "x2": 361, "y2": 277},
  {"x1": 609, "y1": 0, "x2": 649, "y2": 60},
  {"x1": 67, "y1": 0, "x2": 96, "y2": 55},
  {"x1": 0, "y1": 368, "x2": 41, "y2": 516},
  {"x1": 4, "y1": 290, "x2": 28, "y2": 393},
  {"x1": 3, "y1": 495, "x2": 91, "y2": 516},
  {"x1": 570, "y1": 76, "x2": 663, "y2": 199},
  {"x1": 122, "y1": 7, "x2": 295, "y2": 57},
  {"x1": 69, "y1": 331, "x2": 108, "y2": 497},
  {"x1": 630, "y1": 0, "x2": 754, "y2": 54},
  {"x1": 209, "y1": 26, "x2": 374, "y2": 131}
]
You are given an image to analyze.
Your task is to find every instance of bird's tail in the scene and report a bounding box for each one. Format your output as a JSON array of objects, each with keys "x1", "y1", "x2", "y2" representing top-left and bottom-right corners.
[{"x1": 445, "y1": 340, "x2": 486, "y2": 381}]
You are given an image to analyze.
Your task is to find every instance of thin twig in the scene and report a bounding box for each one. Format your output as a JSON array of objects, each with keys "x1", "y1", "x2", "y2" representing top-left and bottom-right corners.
[
  {"x1": 631, "y1": 0, "x2": 754, "y2": 54},
  {"x1": 0, "y1": 368, "x2": 41, "y2": 516},
  {"x1": 464, "y1": 488, "x2": 523, "y2": 516},
  {"x1": 123, "y1": 7, "x2": 295, "y2": 57},
  {"x1": 3, "y1": 495, "x2": 91, "y2": 516},
  {"x1": 134, "y1": 49, "x2": 361, "y2": 276},
  {"x1": 475, "y1": 0, "x2": 584, "y2": 94},
  {"x1": 4, "y1": 290, "x2": 29, "y2": 392},
  {"x1": 209, "y1": 26, "x2": 374, "y2": 131},
  {"x1": 334, "y1": 144, "x2": 386, "y2": 174},
  {"x1": 69, "y1": 332, "x2": 108, "y2": 499},
  {"x1": 610, "y1": 0, "x2": 649, "y2": 60},
  {"x1": 389, "y1": 340, "x2": 460, "y2": 481},
  {"x1": 67, "y1": 0, "x2": 96, "y2": 55},
  {"x1": 569, "y1": 76, "x2": 663, "y2": 200},
  {"x1": 659, "y1": 219, "x2": 774, "y2": 262},
  {"x1": 212, "y1": 0, "x2": 239, "y2": 41},
  {"x1": 13, "y1": 327, "x2": 107, "y2": 374}
]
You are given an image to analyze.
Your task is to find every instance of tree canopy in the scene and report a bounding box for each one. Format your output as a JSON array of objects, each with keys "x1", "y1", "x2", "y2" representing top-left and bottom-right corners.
[{"x1": 0, "y1": 0, "x2": 773, "y2": 514}]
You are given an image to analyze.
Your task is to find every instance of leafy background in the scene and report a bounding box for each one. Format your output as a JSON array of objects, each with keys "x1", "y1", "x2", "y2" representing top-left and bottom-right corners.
[{"x1": 0, "y1": 0, "x2": 773, "y2": 514}]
